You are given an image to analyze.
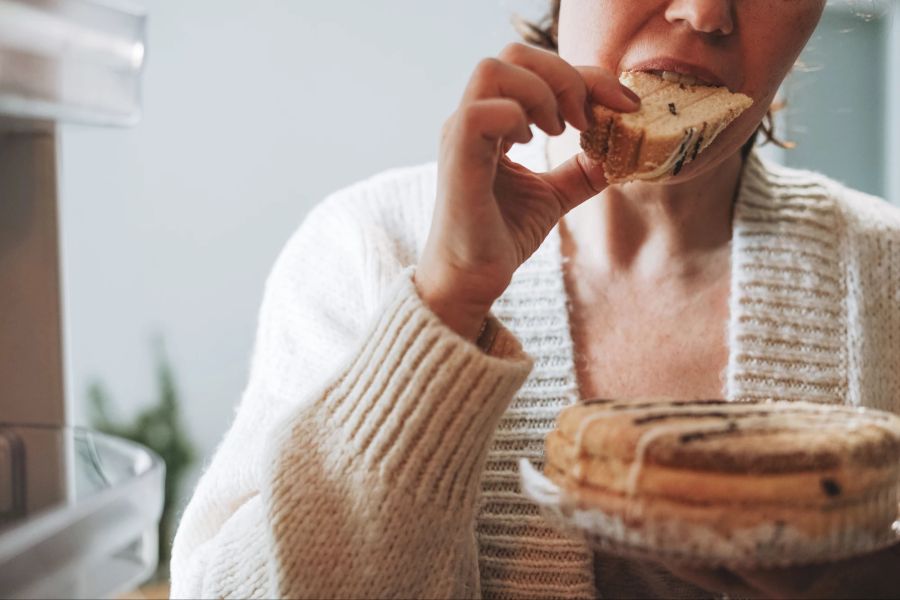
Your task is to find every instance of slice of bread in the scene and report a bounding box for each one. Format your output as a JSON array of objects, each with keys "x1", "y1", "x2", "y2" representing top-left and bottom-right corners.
[{"x1": 580, "y1": 72, "x2": 753, "y2": 184}]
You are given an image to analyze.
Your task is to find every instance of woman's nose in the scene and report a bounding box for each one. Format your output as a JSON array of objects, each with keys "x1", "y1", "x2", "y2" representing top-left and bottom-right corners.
[{"x1": 664, "y1": 0, "x2": 735, "y2": 36}]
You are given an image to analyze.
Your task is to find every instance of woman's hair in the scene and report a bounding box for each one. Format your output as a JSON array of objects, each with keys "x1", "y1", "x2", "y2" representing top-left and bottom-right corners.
[{"x1": 513, "y1": 1, "x2": 790, "y2": 152}]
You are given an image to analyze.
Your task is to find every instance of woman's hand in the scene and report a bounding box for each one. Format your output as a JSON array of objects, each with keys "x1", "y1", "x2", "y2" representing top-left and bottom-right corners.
[
  {"x1": 415, "y1": 43, "x2": 640, "y2": 341},
  {"x1": 663, "y1": 541, "x2": 900, "y2": 599}
]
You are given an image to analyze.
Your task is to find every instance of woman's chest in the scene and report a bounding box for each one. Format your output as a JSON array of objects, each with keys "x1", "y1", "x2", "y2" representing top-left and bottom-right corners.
[{"x1": 566, "y1": 281, "x2": 731, "y2": 401}]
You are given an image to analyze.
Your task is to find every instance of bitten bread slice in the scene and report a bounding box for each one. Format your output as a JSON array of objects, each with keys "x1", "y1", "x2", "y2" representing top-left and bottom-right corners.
[{"x1": 581, "y1": 72, "x2": 754, "y2": 184}]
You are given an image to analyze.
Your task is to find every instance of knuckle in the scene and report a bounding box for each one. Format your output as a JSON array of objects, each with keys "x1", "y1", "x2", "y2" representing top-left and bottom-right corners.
[
  {"x1": 473, "y1": 57, "x2": 502, "y2": 81},
  {"x1": 499, "y1": 42, "x2": 528, "y2": 63},
  {"x1": 562, "y1": 75, "x2": 586, "y2": 99},
  {"x1": 541, "y1": 88, "x2": 560, "y2": 110},
  {"x1": 509, "y1": 101, "x2": 528, "y2": 123},
  {"x1": 495, "y1": 100, "x2": 523, "y2": 123},
  {"x1": 458, "y1": 104, "x2": 484, "y2": 130}
]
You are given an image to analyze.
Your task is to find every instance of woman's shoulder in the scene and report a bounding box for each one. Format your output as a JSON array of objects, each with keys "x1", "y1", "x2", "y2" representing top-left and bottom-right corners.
[
  {"x1": 311, "y1": 162, "x2": 438, "y2": 237},
  {"x1": 752, "y1": 152, "x2": 900, "y2": 241},
  {"x1": 819, "y1": 175, "x2": 900, "y2": 240},
  {"x1": 265, "y1": 162, "x2": 438, "y2": 312},
  {"x1": 286, "y1": 162, "x2": 438, "y2": 269}
]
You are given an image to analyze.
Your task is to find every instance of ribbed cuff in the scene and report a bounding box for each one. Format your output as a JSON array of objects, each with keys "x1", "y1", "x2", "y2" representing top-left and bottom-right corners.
[{"x1": 314, "y1": 268, "x2": 533, "y2": 508}]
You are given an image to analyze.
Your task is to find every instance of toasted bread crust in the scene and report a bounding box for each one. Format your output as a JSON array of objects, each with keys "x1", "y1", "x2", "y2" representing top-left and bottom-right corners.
[{"x1": 580, "y1": 107, "x2": 614, "y2": 162}]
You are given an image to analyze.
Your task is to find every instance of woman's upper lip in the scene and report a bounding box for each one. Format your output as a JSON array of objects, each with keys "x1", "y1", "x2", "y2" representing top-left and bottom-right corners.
[{"x1": 626, "y1": 58, "x2": 728, "y2": 88}]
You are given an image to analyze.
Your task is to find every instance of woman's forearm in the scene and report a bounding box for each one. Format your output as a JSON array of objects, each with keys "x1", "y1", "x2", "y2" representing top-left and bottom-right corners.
[{"x1": 171, "y1": 273, "x2": 533, "y2": 599}]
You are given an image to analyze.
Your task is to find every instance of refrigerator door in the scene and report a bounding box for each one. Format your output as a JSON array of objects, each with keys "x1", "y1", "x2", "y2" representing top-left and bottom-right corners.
[{"x1": 0, "y1": 0, "x2": 146, "y2": 126}]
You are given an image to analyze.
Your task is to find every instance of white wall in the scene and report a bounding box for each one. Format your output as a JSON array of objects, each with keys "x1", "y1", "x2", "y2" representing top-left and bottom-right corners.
[{"x1": 59, "y1": 0, "x2": 528, "y2": 490}]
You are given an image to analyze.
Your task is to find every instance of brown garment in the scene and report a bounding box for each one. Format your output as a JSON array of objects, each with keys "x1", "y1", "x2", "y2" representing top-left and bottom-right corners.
[{"x1": 593, "y1": 553, "x2": 714, "y2": 599}]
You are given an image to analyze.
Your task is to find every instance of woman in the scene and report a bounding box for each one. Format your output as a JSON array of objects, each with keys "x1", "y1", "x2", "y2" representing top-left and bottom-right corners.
[{"x1": 171, "y1": 1, "x2": 900, "y2": 598}]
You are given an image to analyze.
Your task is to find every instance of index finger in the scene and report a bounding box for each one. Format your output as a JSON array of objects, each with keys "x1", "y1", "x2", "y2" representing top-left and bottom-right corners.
[
  {"x1": 575, "y1": 66, "x2": 642, "y2": 113},
  {"x1": 496, "y1": 44, "x2": 638, "y2": 131}
]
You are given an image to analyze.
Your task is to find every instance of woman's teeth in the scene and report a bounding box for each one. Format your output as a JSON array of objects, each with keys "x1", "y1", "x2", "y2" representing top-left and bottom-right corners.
[{"x1": 654, "y1": 70, "x2": 705, "y2": 86}]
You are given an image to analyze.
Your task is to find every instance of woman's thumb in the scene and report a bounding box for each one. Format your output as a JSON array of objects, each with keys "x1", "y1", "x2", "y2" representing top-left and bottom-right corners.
[{"x1": 540, "y1": 152, "x2": 608, "y2": 213}]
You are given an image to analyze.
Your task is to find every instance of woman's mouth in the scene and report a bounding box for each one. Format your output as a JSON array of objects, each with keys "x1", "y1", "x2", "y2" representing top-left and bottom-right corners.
[
  {"x1": 626, "y1": 58, "x2": 727, "y2": 88},
  {"x1": 646, "y1": 70, "x2": 712, "y2": 87}
]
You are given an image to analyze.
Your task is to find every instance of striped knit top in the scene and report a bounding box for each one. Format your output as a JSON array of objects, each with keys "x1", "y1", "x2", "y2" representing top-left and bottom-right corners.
[{"x1": 170, "y1": 135, "x2": 900, "y2": 599}]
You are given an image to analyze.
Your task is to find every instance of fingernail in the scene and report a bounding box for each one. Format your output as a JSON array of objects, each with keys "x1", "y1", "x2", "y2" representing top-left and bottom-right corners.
[{"x1": 620, "y1": 84, "x2": 641, "y2": 106}]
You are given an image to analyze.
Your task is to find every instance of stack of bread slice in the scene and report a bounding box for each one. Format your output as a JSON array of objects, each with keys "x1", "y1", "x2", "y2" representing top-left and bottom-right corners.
[{"x1": 537, "y1": 398, "x2": 900, "y2": 566}]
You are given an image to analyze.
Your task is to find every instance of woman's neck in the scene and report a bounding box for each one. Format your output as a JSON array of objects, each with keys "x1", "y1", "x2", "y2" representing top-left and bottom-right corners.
[{"x1": 548, "y1": 126, "x2": 742, "y2": 285}]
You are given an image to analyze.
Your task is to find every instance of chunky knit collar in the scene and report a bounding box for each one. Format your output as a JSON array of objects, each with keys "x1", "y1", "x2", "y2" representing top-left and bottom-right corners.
[{"x1": 726, "y1": 153, "x2": 847, "y2": 405}]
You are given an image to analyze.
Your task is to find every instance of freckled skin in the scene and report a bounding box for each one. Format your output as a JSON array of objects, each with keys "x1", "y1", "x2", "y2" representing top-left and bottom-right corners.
[{"x1": 557, "y1": 0, "x2": 826, "y2": 183}]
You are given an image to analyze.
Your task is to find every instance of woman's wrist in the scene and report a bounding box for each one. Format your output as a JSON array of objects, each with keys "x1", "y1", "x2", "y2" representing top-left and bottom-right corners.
[
  {"x1": 413, "y1": 273, "x2": 491, "y2": 343},
  {"x1": 420, "y1": 294, "x2": 489, "y2": 343}
]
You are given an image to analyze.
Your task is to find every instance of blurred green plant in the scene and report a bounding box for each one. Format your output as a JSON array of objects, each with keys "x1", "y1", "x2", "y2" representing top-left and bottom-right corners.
[{"x1": 88, "y1": 341, "x2": 195, "y2": 580}]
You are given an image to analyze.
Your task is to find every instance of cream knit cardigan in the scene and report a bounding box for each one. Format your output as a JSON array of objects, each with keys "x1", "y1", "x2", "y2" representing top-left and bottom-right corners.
[{"x1": 170, "y1": 136, "x2": 900, "y2": 599}]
